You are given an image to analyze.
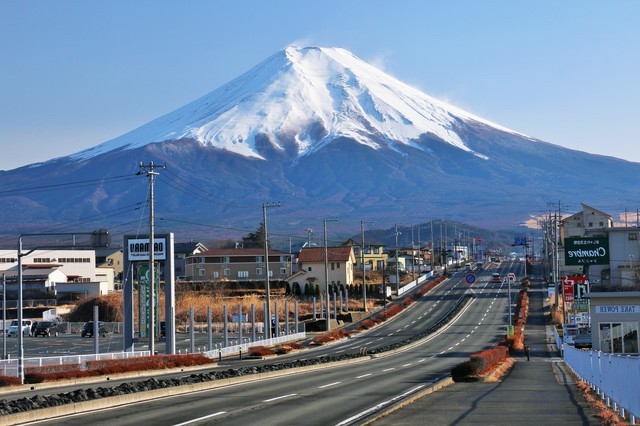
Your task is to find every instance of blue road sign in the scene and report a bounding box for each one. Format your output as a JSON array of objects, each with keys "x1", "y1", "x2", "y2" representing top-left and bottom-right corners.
[{"x1": 465, "y1": 273, "x2": 476, "y2": 284}]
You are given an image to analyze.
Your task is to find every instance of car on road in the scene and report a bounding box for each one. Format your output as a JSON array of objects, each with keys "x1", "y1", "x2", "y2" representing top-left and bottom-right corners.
[
  {"x1": 7, "y1": 319, "x2": 33, "y2": 337},
  {"x1": 33, "y1": 321, "x2": 59, "y2": 337},
  {"x1": 81, "y1": 321, "x2": 107, "y2": 338},
  {"x1": 490, "y1": 273, "x2": 501, "y2": 282}
]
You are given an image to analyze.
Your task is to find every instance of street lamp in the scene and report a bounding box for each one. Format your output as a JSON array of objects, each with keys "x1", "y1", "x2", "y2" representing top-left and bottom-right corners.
[
  {"x1": 361, "y1": 219, "x2": 372, "y2": 311},
  {"x1": 323, "y1": 217, "x2": 338, "y2": 331},
  {"x1": 263, "y1": 202, "x2": 281, "y2": 339}
]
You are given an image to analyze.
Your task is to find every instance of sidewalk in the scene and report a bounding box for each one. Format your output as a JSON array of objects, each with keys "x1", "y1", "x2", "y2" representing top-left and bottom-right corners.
[{"x1": 372, "y1": 267, "x2": 599, "y2": 425}]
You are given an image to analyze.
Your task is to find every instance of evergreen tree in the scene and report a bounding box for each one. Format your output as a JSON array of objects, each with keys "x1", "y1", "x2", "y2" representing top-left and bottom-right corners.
[{"x1": 242, "y1": 223, "x2": 266, "y2": 249}]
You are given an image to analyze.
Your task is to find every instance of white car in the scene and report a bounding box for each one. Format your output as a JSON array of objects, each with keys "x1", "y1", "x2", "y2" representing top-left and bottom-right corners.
[{"x1": 7, "y1": 319, "x2": 33, "y2": 337}]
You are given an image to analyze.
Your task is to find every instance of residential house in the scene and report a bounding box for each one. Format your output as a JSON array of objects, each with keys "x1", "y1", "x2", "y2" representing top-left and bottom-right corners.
[
  {"x1": 185, "y1": 248, "x2": 292, "y2": 282},
  {"x1": 287, "y1": 246, "x2": 355, "y2": 294},
  {"x1": 344, "y1": 239, "x2": 388, "y2": 272},
  {"x1": 174, "y1": 241, "x2": 208, "y2": 280}
]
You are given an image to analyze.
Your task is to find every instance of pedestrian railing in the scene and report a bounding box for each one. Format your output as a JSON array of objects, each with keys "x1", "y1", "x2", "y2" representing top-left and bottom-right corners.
[
  {"x1": 563, "y1": 345, "x2": 639, "y2": 424},
  {"x1": 202, "y1": 332, "x2": 306, "y2": 359},
  {"x1": 0, "y1": 350, "x2": 151, "y2": 378},
  {"x1": 398, "y1": 272, "x2": 434, "y2": 296}
]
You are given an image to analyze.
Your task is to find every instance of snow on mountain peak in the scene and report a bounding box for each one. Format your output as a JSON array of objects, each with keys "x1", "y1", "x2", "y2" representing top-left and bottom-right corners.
[{"x1": 71, "y1": 46, "x2": 525, "y2": 162}]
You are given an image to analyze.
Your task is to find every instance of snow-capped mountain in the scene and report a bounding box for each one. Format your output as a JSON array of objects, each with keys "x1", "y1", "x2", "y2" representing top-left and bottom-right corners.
[
  {"x1": 2, "y1": 46, "x2": 640, "y2": 238},
  {"x1": 72, "y1": 46, "x2": 525, "y2": 163}
]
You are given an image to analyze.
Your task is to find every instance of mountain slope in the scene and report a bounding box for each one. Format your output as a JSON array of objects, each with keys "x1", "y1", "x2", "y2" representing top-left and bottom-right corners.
[{"x1": 1, "y1": 46, "x2": 639, "y2": 238}]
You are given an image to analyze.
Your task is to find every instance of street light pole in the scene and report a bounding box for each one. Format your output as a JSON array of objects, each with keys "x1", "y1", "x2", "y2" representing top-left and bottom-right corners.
[
  {"x1": 361, "y1": 219, "x2": 372, "y2": 311},
  {"x1": 323, "y1": 217, "x2": 338, "y2": 331},
  {"x1": 263, "y1": 202, "x2": 281, "y2": 339},
  {"x1": 395, "y1": 224, "x2": 400, "y2": 295}
]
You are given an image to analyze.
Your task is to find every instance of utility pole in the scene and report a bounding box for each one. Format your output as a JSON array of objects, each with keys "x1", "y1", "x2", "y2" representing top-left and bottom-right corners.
[
  {"x1": 139, "y1": 161, "x2": 165, "y2": 356},
  {"x1": 262, "y1": 202, "x2": 281, "y2": 339},
  {"x1": 306, "y1": 228, "x2": 313, "y2": 248},
  {"x1": 361, "y1": 219, "x2": 373, "y2": 311},
  {"x1": 395, "y1": 224, "x2": 400, "y2": 294},
  {"x1": 323, "y1": 217, "x2": 338, "y2": 331}
]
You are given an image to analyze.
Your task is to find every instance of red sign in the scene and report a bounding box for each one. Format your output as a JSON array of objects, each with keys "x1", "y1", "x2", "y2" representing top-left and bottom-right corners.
[{"x1": 563, "y1": 277, "x2": 575, "y2": 303}]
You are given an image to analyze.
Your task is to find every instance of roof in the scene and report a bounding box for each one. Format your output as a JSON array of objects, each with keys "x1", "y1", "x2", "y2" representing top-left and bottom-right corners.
[
  {"x1": 174, "y1": 241, "x2": 208, "y2": 255},
  {"x1": 298, "y1": 246, "x2": 353, "y2": 263},
  {"x1": 581, "y1": 203, "x2": 612, "y2": 219},
  {"x1": 198, "y1": 248, "x2": 289, "y2": 257}
]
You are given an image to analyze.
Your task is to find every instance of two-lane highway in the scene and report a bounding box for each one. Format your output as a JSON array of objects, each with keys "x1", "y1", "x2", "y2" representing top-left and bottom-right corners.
[{"x1": 27, "y1": 261, "x2": 523, "y2": 425}]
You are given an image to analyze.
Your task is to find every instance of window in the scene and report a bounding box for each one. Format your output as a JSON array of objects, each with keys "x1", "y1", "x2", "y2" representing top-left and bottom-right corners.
[
  {"x1": 307, "y1": 267, "x2": 312, "y2": 272},
  {"x1": 198, "y1": 269, "x2": 205, "y2": 277},
  {"x1": 256, "y1": 256, "x2": 264, "y2": 263},
  {"x1": 337, "y1": 262, "x2": 341, "y2": 269},
  {"x1": 331, "y1": 262, "x2": 335, "y2": 270},
  {"x1": 599, "y1": 222, "x2": 604, "y2": 226},
  {"x1": 576, "y1": 223, "x2": 582, "y2": 227},
  {"x1": 280, "y1": 267, "x2": 287, "y2": 275},
  {"x1": 374, "y1": 247, "x2": 380, "y2": 254},
  {"x1": 223, "y1": 268, "x2": 230, "y2": 276},
  {"x1": 630, "y1": 233, "x2": 638, "y2": 241},
  {"x1": 213, "y1": 271, "x2": 219, "y2": 279},
  {"x1": 238, "y1": 271, "x2": 249, "y2": 278},
  {"x1": 256, "y1": 268, "x2": 263, "y2": 275},
  {"x1": 354, "y1": 247, "x2": 360, "y2": 255},
  {"x1": 599, "y1": 322, "x2": 638, "y2": 354},
  {"x1": 589, "y1": 222, "x2": 593, "y2": 227}
]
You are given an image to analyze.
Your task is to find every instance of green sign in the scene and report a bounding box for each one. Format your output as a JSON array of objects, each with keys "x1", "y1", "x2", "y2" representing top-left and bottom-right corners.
[
  {"x1": 138, "y1": 264, "x2": 159, "y2": 338},
  {"x1": 564, "y1": 237, "x2": 609, "y2": 266}
]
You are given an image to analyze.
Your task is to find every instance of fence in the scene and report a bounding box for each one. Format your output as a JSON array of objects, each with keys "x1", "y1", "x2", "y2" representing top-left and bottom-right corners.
[
  {"x1": 397, "y1": 272, "x2": 434, "y2": 296},
  {"x1": 552, "y1": 325, "x2": 563, "y2": 355},
  {"x1": 203, "y1": 332, "x2": 306, "y2": 359},
  {"x1": 0, "y1": 350, "x2": 151, "y2": 378},
  {"x1": 563, "y1": 345, "x2": 639, "y2": 424}
]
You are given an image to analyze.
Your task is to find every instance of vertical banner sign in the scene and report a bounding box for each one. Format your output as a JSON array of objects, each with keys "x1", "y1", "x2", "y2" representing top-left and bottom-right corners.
[
  {"x1": 139, "y1": 265, "x2": 149, "y2": 338},
  {"x1": 562, "y1": 277, "x2": 574, "y2": 303}
]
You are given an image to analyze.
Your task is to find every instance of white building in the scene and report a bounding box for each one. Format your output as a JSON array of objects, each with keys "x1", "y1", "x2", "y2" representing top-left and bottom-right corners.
[{"x1": 0, "y1": 249, "x2": 114, "y2": 299}]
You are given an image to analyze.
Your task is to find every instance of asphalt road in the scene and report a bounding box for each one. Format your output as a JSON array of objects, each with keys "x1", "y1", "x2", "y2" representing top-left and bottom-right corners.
[{"x1": 22, "y1": 261, "x2": 523, "y2": 425}]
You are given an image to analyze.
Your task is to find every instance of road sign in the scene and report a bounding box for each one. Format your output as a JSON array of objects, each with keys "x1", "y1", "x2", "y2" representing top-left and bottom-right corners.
[{"x1": 465, "y1": 273, "x2": 476, "y2": 284}]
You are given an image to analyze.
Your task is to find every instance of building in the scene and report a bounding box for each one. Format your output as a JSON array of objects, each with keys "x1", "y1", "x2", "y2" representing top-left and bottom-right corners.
[
  {"x1": 173, "y1": 241, "x2": 208, "y2": 279},
  {"x1": 587, "y1": 291, "x2": 639, "y2": 354},
  {"x1": 287, "y1": 246, "x2": 355, "y2": 294},
  {"x1": 185, "y1": 248, "x2": 292, "y2": 282},
  {"x1": 345, "y1": 239, "x2": 388, "y2": 272},
  {"x1": 0, "y1": 249, "x2": 115, "y2": 300},
  {"x1": 95, "y1": 248, "x2": 123, "y2": 283},
  {"x1": 559, "y1": 203, "x2": 614, "y2": 276}
]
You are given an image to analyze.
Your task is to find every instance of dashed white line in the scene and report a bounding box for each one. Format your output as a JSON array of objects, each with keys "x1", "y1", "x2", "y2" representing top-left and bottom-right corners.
[
  {"x1": 383, "y1": 368, "x2": 395, "y2": 372},
  {"x1": 356, "y1": 373, "x2": 372, "y2": 379},
  {"x1": 173, "y1": 412, "x2": 227, "y2": 425},
  {"x1": 402, "y1": 363, "x2": 412, "y2": 367},
  {"x1": 319, "y1": 382, "x2": 341, "y2": 389},
  {"x1": 264, "y1": 394, "x2": 297, "y2": 402}
]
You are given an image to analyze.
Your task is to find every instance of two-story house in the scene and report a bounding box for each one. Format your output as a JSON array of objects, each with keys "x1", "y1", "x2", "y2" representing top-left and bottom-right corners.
[
  {"x1": 174, "y1": 241, "x2": 208, "y2": 280},
  {"x1": 185, "y1": 248, "x2": 292, "y2": 282},
  {"x1": 344, "y1": 239, "x2": 388, "y2": 272},
  {"x1": 287, "y1": 246, "x2": 355, "y2": 294}
]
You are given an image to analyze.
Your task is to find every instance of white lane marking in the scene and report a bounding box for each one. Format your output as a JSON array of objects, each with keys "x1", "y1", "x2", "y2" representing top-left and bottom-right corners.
[
  {"x1": 319, "y1": 382, "x2": 341, "y2": 389},
  {"x1": 263, "y1": 394, "x2": 297, "y2": 402},
  {"x1": 383, "y1": 368, "x2": 395, "y2": 372},
  {"x1": 461, "y1": 338, "x2": 466, "y2": 342},
  {"x1": 448, "y1": 346, "x2": 454, "y2": 350},
  {"x1": 356, "y1": 373, "x2": 372, "y2": 379},
  {"x1": 402, "y1": 363, "x2": 412, "y2": 367},
  {"x1": 417, "y1": 358, "x2": 426, "y2": 363},
  {"x1": 173, "y1": 412, "x2": 227, "y2": 425},
  {"x1": 335, "y1": 385, "x2": 426, "y2": 426},
  {"x1": 387, "y1": 333, "x2": 394, "y2": 336}
]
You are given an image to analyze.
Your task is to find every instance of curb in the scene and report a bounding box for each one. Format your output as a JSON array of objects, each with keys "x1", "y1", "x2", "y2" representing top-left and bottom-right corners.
[{"x1": 360, "y1": 376, "x2": 454, "y2": 425}]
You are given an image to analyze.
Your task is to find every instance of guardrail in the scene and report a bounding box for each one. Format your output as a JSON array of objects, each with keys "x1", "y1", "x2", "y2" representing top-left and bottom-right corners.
[
  {"x1": 397, "y1": 272, "x2": 434, "y2": 296},
  {"x1": 203, "y1": 332, "x2": 307, "y2": 359},
  {"x1": 0, "y1": 350, "x2": 151, "y2": 377},
  {"x1": 563, "y1": 345, "x2": 639, "y2": 424},
  {"x1": 552, "y1": 325, "x2": 563, "y2": 355}
]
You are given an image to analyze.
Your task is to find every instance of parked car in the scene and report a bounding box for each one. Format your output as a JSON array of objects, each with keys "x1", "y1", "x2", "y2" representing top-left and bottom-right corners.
[
  {"x1": 33, "y1": 321, "x2": 59, "y2": 337},
  {"x1": 7, "y1": 319, "x2": 33, "y2": 337},
  {"x1": 81, "y1": 321, "x2": 107, "y2": 338},
  {"x1": 490, "y1": 273, "x2": 501, "y2": 282}
]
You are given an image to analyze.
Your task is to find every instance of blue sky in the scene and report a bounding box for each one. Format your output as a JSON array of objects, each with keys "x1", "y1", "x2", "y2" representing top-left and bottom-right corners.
[{"x1": 1, "y1": 1, "x2": 638, "y2": 171}]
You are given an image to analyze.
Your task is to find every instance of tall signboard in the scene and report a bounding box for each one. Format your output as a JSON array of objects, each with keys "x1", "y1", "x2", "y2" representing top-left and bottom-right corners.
[
  {"x1": 564, "y1": 237, "x2": 609, "y2": 266},
  {"x1": 123, "y1": 234, "x2": 175, "y2": 355}
]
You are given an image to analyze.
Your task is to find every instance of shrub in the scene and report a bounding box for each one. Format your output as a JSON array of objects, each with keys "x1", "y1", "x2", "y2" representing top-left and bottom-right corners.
[
  {"x1": 451, "y1": 358, "x2": 483, "y2": 381},
  {"x1": 24, "y1": 372, "x2": 46, "y2": 384},
  {"x1": 248, "y1": 346, "x2": 276, "y2": 356},
  {"x1": 0, "y1": 375, "x2": 22, "y2": 387},
  {"x1": 311, "y1": 328, "x2": 350, "y2": 345}
]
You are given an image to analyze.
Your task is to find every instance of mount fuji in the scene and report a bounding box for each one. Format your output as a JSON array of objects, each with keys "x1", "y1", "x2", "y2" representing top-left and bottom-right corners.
[{"x1": 2, "y1": 46, "x2": 640, "y2": 238}]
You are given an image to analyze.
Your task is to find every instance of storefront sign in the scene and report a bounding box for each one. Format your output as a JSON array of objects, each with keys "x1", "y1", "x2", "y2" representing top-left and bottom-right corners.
[
  {"x1": 595, "y1": 305, "x2": 640, "y2": 314},
  {"x1": 128, "y1": 238, "x2": 167, "y2": 261},
  {"x1": 564, "y1": 237, "x2": 609, "y2": 265}
]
